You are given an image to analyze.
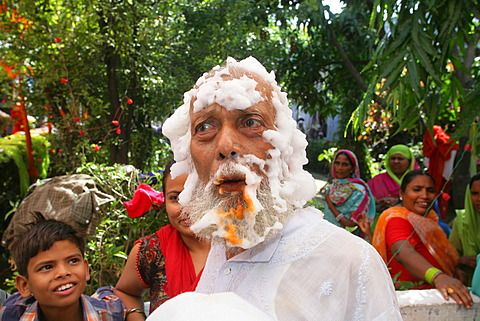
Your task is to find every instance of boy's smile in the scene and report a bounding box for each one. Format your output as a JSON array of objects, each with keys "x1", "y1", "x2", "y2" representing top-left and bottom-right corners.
[{"x1": 16, "y1": 239, "x2": 90, "y2": 317}]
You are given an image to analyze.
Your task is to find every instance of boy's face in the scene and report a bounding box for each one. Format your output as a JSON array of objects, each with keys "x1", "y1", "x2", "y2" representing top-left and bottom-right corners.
[{"x1": 16, "y1": 240, "x2": 90, "y2": 314}]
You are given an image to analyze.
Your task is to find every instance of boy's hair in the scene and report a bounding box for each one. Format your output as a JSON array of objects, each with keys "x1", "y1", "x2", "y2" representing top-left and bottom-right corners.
[{"x1": 11, "y1": 216, "x2": 85, "y2": 277}]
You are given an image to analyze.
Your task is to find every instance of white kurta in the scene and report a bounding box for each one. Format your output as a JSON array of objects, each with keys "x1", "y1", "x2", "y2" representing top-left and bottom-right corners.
[{"x1": 195, "y1": 207, "x2": 402, "y2": 321}]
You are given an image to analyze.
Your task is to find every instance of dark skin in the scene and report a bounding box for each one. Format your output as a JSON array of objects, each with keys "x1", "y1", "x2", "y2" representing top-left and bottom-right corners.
[
  {"x1": 392, "y1": 241, "x2": 473, "y2": 308},
  {"x1": 393, "y1": 175, "x2": 474, "y2": 309}
]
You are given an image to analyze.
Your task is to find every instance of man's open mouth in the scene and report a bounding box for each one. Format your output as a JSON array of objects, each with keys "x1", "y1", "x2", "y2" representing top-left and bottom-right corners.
[{"x1": 214, "y1": 175, "x2": 246, "y2": 194}]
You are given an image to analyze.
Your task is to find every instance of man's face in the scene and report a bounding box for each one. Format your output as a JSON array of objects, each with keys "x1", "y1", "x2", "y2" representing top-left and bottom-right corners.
[
  {"x1": 163, "y1": 57, "x2": 317, "y2": 249},
  {"x1": 186, "y1": 75, "x2": 288, "y2": 249},
  {"x1": 190, "y1": 99, "x2": 276, "y2": 188}
]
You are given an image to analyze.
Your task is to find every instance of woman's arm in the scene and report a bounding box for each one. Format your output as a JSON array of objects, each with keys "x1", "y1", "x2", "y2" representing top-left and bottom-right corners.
[
  {"x1": 114, "y1": 243, "x2": 148, "y2": 321},
  {"x1": 392, "y1": 240, "x2": 473, "y2": 308},
  {"x1": 325, "y1": 193, "x2": 357, "y2": 227}
]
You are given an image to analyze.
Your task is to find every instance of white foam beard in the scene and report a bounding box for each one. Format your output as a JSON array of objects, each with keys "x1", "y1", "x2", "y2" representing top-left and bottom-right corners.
[{"x1": 185, "y1": 160, "x2": 295, "y2": 249}]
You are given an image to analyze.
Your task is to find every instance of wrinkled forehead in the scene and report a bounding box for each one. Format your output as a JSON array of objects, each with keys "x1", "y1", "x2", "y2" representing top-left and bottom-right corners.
[{"x1": 188, "y1": 66, "x2": 274, "y2": 115}]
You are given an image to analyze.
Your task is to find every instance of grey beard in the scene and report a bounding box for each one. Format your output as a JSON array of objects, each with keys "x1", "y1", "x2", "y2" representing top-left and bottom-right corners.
[{"x1": 187, "y1": 177, "x2": 294, "y2": 249}]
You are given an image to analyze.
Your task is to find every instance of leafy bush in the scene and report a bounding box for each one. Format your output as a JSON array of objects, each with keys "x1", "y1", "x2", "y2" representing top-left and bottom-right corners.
[
  {"x1": 1, "y1": 162, "x2": 170, "y2": 294},
  {"x1": 75, "y1": 163, "x2": 169, "y2": 294},
  {"x1": 305, "y1": 138, "x2": 332, "y2": 175}
]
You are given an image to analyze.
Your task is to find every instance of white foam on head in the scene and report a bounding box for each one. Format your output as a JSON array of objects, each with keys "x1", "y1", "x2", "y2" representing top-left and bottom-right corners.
[
  {"x1": 163, "y1": 56, "x2": 316, "y2": 218},
  {"x1": 193, "y1": 75, "x2": 263, "y2": 112}
]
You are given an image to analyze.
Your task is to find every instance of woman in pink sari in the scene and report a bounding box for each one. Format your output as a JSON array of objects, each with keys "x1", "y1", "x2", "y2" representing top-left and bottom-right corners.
[{"x1": 368, "y1": 144, "x2": 418, "y2": 213}]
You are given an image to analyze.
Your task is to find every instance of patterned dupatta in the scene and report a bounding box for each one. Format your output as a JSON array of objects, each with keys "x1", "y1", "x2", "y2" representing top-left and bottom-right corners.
[
  {"x1": 329, "y1": 149, "x2": 376, "y2": 222},
  {"x1": 372, "y1": 206, "x2": 458, "y2": 276}
]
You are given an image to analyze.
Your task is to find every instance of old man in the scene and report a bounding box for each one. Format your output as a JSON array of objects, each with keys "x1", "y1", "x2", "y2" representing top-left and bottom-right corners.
[{"x1": 157, "y1": 57, "x2": 401, "y2": 320}]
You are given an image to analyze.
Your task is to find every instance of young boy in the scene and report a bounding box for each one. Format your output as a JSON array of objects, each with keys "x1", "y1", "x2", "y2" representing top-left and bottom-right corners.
[{"x1": 0, "y1": 218, "x2": 125, "y2": 321}]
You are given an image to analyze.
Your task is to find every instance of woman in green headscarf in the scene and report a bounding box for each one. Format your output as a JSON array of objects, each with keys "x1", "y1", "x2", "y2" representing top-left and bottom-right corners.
[
  {"x1": 368, "y1": 144, "x2": 418, "y2": 213},
  {"x1": 449, "y1": 173, "x2": 480, "y2": 286}
]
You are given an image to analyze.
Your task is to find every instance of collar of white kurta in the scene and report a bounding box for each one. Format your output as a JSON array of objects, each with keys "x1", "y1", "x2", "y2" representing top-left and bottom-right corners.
[
  {"x1": 228, "y1": 229, "x2": 283, "y2": 263},
  {"x1": 216, "y1": 207, "x2": 334, "y2": 264}
]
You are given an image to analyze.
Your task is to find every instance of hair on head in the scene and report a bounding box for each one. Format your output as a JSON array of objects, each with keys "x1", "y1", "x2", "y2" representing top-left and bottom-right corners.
[
  {"x1": 469, "y1": 172, "x2": 480, "y2": 188},
  {"x1": 336, "y1": 151, "x2": 354, "y2": 167},
  {"x1": 10, "y1": 213, "x2": 85, "y2": 277},
  {"x1": 162, "y1": 159, "x2": 176, "y2": 193},
  {"x1": 400, "y1": 169, "x2": 435, "y2": 192}
]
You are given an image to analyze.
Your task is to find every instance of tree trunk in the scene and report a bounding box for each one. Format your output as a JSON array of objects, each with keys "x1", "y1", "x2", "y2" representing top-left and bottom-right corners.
[{"x1": 99, "y1": 13, "x2": 129, "y2": 165}]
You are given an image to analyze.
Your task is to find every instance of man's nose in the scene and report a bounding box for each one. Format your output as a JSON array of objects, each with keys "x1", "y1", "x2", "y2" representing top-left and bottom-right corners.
[{"x1": 217, "y1": 124, "x2": 241, "y2": 160}]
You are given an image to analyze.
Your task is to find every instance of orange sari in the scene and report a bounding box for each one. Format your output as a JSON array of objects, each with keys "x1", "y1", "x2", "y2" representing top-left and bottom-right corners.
[{"x1": 373, "y1": 206, "x2": 458, "y2": 276}]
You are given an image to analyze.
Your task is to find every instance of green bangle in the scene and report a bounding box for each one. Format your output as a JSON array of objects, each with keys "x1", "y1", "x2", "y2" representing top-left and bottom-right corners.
[{"x1": 424, "y1": 267, "x2": 443, "y2": 285}]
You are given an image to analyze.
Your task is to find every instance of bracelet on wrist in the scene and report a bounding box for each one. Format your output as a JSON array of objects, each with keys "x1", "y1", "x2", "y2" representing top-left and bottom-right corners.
[
  {"x1": 126, "y1": 308, "x2": 146, "y2": 319},
  {"x1": 424, "y1": 267, "x2": 443, "y2": 285},
  {"x1": 335, "y1": 214, "x2": 345, "y2": 222}
]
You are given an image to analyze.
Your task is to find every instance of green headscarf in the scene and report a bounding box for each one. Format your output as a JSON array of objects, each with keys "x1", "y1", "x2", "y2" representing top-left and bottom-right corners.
[
  {"x1": 450, "y1": 186, "x2": 480, "y2": 256},
  {"x1": 384, "y1": 144, "x2": 416, "y2": 184}
]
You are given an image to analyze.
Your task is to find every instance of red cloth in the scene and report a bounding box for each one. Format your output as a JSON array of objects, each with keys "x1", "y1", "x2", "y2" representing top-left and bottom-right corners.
[
  {"x1": 385, "y1": 218, "x2": 439, "y2": 289},
  {"x1": 158, "y1": 225, "x2": 203, "y2": 298},
  {"x1": 423, "y1": 126, "x2": 459, "y2": 218},
  {"x1": 10, "y1": 105, "x2": 26, "y2": 133},
  {"x1": 123, "y1": 184, "x2": 164, "y2": 218}
]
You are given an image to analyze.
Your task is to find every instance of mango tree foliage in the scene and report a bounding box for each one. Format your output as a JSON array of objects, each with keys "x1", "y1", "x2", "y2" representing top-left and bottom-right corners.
[
  {"x1": 0, "y1": 0, "x2": 283, "y2": 173},
  {"x1": 352, "y1": 0, "x2": 480, "y2": 141},
  {"x1": 264, "y1": 0, "x2": 379, "y2": 177}
]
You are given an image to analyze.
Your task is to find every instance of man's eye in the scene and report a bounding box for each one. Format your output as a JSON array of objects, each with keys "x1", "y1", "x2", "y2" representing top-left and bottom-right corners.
[
  {"x1": 244, "y1": 118, "x2": 262, "y2": 128},
  {"x1": 39, "y1": 265, "x2": 53, "y2": 271},
  {"x1": 197, "y1": 122, "x2": 213, "y2": 133},
  {"x1": 69, "y1": 258, "x2": 80, "y2": 264}
]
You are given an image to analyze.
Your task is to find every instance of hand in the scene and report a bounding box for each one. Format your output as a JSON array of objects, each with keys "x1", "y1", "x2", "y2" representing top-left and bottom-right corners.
[
  {"x1": 458, "y1": 255, "x2": 477, "y2": 269},
  {"x1": 454, "y1": 267, "x2": 467, "y2": 285},
  {"x1": 377, "y1": 197, "x2": 399, "y2": 212},
  {"x1": 433, "y1": 273, "x2": 473, "y2": 309},
  {"x1": 357, "y1": 214, "x2": 373, "y2": 241}
]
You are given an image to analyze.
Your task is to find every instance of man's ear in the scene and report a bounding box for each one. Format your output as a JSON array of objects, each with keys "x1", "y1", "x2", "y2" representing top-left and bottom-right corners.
[{"x1": 16, "y1": 275, "x2": 32, "y2": 298}]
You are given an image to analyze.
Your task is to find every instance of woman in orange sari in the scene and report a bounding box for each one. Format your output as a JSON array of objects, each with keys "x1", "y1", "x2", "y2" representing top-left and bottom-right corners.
[{"x1": 373, "y1": 170, "x2": 473, "y2": 308}]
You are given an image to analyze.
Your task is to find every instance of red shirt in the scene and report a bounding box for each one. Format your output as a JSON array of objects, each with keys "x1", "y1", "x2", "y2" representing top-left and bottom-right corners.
[{"x1": 386, "y1": 217, "x2": 441, "y2": 289}]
